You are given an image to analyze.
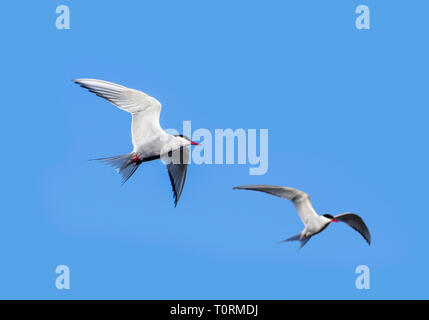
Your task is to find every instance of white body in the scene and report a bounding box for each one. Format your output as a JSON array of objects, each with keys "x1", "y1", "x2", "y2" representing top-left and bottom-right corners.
[
  {"x1": 233, "y1": 185, "x2": 371, "y2": 248},
  {"x1": 74, "y1": 78, "x2": 195, "y2": 206},
  {"x1": 74, "y1": 78, "x2": 191, "y2": 158}
]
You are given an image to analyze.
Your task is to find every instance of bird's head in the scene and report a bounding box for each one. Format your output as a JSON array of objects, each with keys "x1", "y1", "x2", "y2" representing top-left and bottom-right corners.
[
  {"x1": 175, "y1": 134, "x2": 200, "y2": 146},
  {"x1": 323, "y1": 214, "x2": 338, "y2": 223}
]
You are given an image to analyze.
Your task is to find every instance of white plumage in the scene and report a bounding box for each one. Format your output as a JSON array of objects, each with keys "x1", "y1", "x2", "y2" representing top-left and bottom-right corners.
[
  {"x1": 74, "y1": 78, "x2": 199, "y2": 206},
  {"x1": 233, "y1": 185, "x2": 371, "y2": 248}
]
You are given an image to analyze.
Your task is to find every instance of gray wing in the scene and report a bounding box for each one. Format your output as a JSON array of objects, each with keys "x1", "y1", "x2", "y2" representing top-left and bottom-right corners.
[
  {"x1": 232, "y1": 185, "x2": 318, "y2": 226},
  {"x1": 73, "y1": 79, "x2": 163, "y2": 148},
  {"x1": 334, "y1": 213, "x2": 371, "y2": 245},
  {"x1": 166, "y1": 147, "x2": 190, "y2": 207}
]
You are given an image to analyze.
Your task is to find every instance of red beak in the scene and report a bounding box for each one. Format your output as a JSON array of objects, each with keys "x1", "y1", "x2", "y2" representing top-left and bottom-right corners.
[
  {"x1": 190, "y1": 141, "x2": 200, "y2": 145},
  {"x1": 331, "y1": 219, "x2": 338, "y2": 223}
]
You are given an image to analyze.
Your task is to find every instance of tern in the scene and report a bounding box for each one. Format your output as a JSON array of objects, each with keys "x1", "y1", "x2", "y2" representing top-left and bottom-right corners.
[
  {"x1": 233, "y1": 185, "x2": 371, "y2": 248},
  {"x1": 73, "y1": 78, "x2": 199, "y2": 206}
]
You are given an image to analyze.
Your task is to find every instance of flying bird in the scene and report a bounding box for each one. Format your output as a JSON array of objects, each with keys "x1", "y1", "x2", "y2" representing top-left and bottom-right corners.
[
  {"x1": 73, "y1": 78, "x2": 199, "y2": 206},
  {"x1": 233, "y1": 185, "x2": 371, "y2": 248}
]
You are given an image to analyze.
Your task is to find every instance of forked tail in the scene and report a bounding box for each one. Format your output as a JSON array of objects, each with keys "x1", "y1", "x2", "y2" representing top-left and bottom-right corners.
[
  {"x1": 90, "y1": 152, "x2": 139, "y2": 184},
  {"x1": 283, "y1": 233, "x2": 311, "y2": 249}
]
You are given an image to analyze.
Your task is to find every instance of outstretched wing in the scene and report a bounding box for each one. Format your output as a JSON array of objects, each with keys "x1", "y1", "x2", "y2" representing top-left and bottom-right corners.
[
  {"x1": 73, "y1": 78, "x2": 163, "y2": 149},
  {"x1": 166, "y1": 148, "x2": 190, "y2": 207},
  {"x1": 233, "y1": 185, "x2": 318, "y2": 226},
  {"x1": 334, "y1": 213, "x2": 371, "y2": 245}
]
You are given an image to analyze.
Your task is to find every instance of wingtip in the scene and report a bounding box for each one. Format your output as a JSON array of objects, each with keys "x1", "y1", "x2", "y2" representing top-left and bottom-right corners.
[
  {"x1": 173, "y1": 194, "x2": 178, "y2": 207},
  {"x1": 232, "y1": 185, "x2": 259, "y2": 190},
  {"x1": 72, "y1": 78, "x2": 88, "y2": 85}
]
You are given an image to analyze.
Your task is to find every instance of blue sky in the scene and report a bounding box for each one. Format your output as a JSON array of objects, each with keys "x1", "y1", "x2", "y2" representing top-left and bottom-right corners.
[{"x1": 0, "y1": 0, "x2": 428, "y2": 299}]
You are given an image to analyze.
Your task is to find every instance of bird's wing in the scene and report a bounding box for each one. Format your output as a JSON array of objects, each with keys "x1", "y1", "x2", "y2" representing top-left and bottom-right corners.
[
  {"x1": 166, "y1": 147, "x2": 190, "y2": 207},
  {"x1": 73, "y1": 78, "x2": 163, "y2": 148},
  {"x1": 334, "y1": 213, "x2": 371, "y2": 245},
  {"x1": 233, "y1": 185, "x2": 318, "y2": 226}
]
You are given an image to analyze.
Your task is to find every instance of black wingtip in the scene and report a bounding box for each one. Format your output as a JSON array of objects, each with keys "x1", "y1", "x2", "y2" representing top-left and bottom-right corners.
[{"x1": 362, "y1": 231, "x2": 371, "y2": 246}]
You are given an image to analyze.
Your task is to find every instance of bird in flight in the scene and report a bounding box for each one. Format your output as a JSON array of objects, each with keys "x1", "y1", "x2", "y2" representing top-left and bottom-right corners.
[
  {"x1": 233, "y1": 185, "x2": 371, "y2": 248},
  {"x1": 73, "y1": 78, "x2": 199, "y2": 207}
]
